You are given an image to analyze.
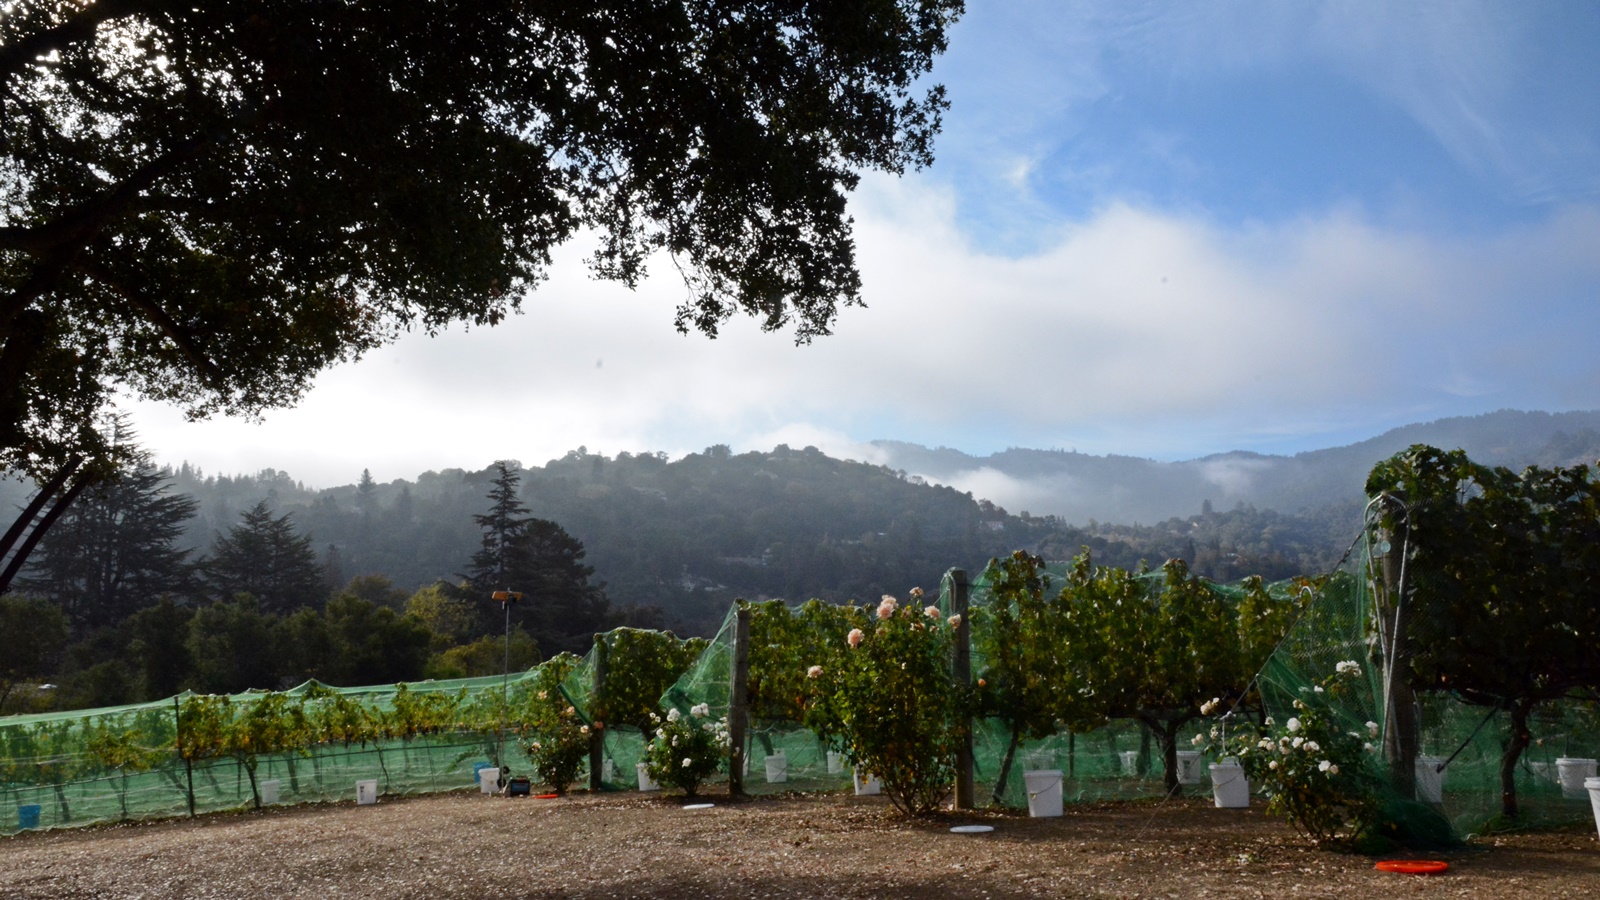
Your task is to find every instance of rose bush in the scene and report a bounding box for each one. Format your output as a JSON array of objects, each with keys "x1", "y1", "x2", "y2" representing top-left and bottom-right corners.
[
  {"x1": 1205, "y1": 662, "x2": 1385, "y2": 848},
  {"x1": 643, "y1": 703, "x2": 729, "y2": 797},
  {"x1": 806, "y1": 589, "x2": 966, "y2": 817}
]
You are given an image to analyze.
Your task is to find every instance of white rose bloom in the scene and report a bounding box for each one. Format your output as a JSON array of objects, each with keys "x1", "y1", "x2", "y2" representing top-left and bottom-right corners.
[
  {"x1": 1286, "y1": 717, "x2": 1301, "y2": 733},
  {"x1": 667, "y1": 708, "x2": 681, "y2": 723}
]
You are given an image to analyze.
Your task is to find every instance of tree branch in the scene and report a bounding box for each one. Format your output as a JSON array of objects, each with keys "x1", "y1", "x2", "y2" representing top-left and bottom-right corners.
[
  {"x1": 0, "y1": 134, "x2": 208, "y2": 255},
  {"x1": 0, "y1": 0, "x2": 152, "y2": 85},
  {"x1": 75, "y1": 256, "x2": 229, "y2": 388}
]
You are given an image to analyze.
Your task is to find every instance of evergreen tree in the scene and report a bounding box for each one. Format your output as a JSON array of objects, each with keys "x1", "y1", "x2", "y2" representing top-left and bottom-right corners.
[
  {"x1": 506, "y1": 519, "x2": 614, "y2": 657},
  {"x1": 0, "y1": 594, "x2": 69, "y2": 712},
  {"x1": 205, "y1": 501, "x2": 323, "y2": 614},
  {"x1": 19, "y1": 426, "x2": 199, "y2": 630},
  {"x1": 463, "y1": 461, "x2": 533, "y2": 593}
]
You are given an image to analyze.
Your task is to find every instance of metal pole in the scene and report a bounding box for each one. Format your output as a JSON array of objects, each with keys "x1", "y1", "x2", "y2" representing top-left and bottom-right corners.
[{"x1": 501, "y1": 594, "x2": 511, "y2": 767}]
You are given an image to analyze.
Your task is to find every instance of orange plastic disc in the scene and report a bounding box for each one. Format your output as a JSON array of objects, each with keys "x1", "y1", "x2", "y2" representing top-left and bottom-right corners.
[
  {"x1": 1374, "y1": 860, "x2": 1449, "y2": 875},
  {"x1": 534, "y1": 793, "x2": 560, "y2": 800}
]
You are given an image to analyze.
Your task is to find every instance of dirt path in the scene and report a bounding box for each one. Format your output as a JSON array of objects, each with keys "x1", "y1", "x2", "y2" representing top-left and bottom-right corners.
[{"x1": 2, "y1": 789, "x2": 1596, "y2": 898}]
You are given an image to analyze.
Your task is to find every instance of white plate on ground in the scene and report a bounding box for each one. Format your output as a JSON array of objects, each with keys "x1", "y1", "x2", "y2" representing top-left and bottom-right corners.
[
  {"x1": 681, "y1": 803, "x2": 715, "y2": 810},
  {"x1": 949, "y1": 825, "x2": 994, "y2": 834}
]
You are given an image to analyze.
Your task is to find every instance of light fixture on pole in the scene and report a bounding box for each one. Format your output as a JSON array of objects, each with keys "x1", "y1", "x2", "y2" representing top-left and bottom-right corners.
[{"x1": 491, "y1": 589, "x2": 523, "y2": 766}]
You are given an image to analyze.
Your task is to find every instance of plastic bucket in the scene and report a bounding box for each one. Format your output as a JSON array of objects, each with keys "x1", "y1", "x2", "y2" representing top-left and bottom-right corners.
[
  {"x1": 1586, "y1": 777, "x2": 1600, "y2": 839},
  {"x1": 1118, "y1": 750, "x2": 1139, "y2": 776},
  {"x1": 260, "y1": 779, "x2": 281, "y2": 806},
  {"x1": 826, "y1": 750, "x2": 844, "y2": 774},
  {"x1": 852, "y1": 769, "x2": 880, "y2": 796},
  {"x1": 17, "y1": 804, "x2": 41, "y2": 830},
  {"x1": 764, "y1": 751, "x2": 788, "y2": 784},
  {"x1": 1176, "y1": 751, "x2": 1203, "y2": 785},
  {"x1": 1209, "y1": 762, "x2": 1249, "y2": 808},
  {"x1": 355, "y1": 779, "x2": 378, "y2": 806},
  {"x1": 479, "y1": 767, "x2": 501, "y2": 794},
  {"x1": 602, "y1": 759, "x2": 617, "y2": 782},
  {"x1": 637, "y1": 763, "x2": 659, "y2": 792},
  {"x1": 1557, "y1": 758, "x2": 1597, "y2": 799},
  {"x1": 1414, "y1": 755, "x2": 1445, "y2": 803},
  {"x1": 1023, "y1": 769, "x2": 1064, "y2": 818}
]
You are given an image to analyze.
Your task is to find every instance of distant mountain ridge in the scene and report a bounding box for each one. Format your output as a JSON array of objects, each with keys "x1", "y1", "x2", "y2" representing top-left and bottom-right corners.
[{"x1": 871, "y1": 409, "x2": 1600, "y2": 525}]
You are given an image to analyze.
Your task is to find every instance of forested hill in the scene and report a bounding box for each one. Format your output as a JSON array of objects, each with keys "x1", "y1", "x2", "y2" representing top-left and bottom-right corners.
[
  {"x1": 165, "y1": 445, "x2": 1060, "y2": 635},
  {"x1": 874, "y1": 409, "x2": 1600, "y2": 525}
]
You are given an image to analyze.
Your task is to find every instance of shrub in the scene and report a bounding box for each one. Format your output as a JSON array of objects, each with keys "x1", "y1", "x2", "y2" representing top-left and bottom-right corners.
[
  {"x1": 644, "y1": 704, "x2": 729, "y2": 797},
  {"x1": 1207, "y1": 662, "x2": 1385, "y2": 849},
  {"x1": 808, "y1": 589, "x2": 964, "y2": 817}
]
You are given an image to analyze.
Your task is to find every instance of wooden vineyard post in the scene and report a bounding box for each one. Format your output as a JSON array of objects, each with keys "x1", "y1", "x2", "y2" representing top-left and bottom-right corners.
[
  {"x1": 950, "y1": 568, "x2": 975, "y2": 810},
  {"x1": 589, "y1": 633, "x2": 607, "y2": 792},
  {"x1": 729, "y1": 603, "x2": 751, "y2": 797}
]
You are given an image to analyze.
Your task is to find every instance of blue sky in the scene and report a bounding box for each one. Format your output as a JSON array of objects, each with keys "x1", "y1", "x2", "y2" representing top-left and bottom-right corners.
[{"x1": 130, "y1": 1, "x2": 1600, "y2": 488}]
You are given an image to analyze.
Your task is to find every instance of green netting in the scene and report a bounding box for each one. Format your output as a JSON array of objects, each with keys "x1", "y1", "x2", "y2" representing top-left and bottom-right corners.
[
  {"x1": 559, "y1": 627, "x2": 707, "y2": 791},
  {"x1": 1257, "y1": 542, "x2": 1600, "y2": 839},
  {"x1": 663, "y1": 601, "x2": 854, "y2": 794},
  {"x1": 940, "y1": 564, "x2": 1308, "y2": 809},
  {"x1": 1, "y1": 670, "x2": 554, "y2": 836}
]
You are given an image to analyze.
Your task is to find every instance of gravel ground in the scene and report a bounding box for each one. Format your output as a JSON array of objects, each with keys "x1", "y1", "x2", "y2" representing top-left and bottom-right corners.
[{"x1": 2, "y1": 787, "x2": 1597, "y2": 898}]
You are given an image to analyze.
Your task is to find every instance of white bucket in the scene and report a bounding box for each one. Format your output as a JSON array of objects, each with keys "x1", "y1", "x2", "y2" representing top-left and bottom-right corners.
[
  {"x1": 1556, "y1": 758, "x2": 1597, "y2": 799},
  {"x1": 636, "y1": 762, "x2": 659, "y2": 792},
  {"x1": 826, "y1": 750, "x2": 844, "y2": 774},
  {"x1": 852, "y1": 769, "x2": 880, "y2": 796},
  {"x1": 602, "y1": 759, "x2": 617, "y2": 781},
  {"x1": 1118, "y1": 750, "x2": 1139, "y2": 776},
  {"x1": 260, "y1": 779, "x2": 281, "y2": 806},
  {"x1": 479, "y1": 767, "x2": 501, "y2": 794},
  {"x1": 1023, "y1": 769, "x2": 1063, "y2": 818},
  {"x1": 1415, "y1": 755, "x2": 1445, "y2": 803},
  {"x1": 1209, "y1": 761, "x2": 1249, "y2": 808},
  {"x1": 1586, "y1": 777, "x2": 1600, "y2": 839},
  {"x1": 355, "y1": 779, "x2": 378, "y2": 806},
  {"x1": 764, "y1": 751, "x2": 788, "y2": 783},
  {"x1": 1176, "y1": 750, "x2": 1204, "y2": 785}
]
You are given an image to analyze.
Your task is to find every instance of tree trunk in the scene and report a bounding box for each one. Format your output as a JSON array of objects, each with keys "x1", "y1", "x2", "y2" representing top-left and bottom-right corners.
[
  {"x1": 1500, "y1": 700, "x2": 1533, "y2": 820},
  {"x1": 992, "y1": 729, "x2": 1021, "y2": 806}
]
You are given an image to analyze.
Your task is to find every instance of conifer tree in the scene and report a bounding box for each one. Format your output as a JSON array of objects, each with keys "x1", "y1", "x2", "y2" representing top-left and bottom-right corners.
[
  {"x1": 205, "y1": 500, "x2": 323, "y2": 614},
  {"x1": 19, "y1": 422, "x2": 198, "y2": 630}
]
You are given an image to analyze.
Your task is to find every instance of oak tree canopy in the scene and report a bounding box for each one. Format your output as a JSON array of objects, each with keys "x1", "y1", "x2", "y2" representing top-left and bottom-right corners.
[{"x1": 0, "y1": 0, "x2": 963, "y2": 477}]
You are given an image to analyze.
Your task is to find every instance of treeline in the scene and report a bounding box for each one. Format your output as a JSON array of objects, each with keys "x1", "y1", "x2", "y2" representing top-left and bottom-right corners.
[
  {"x1": 2, "y1": 441, "x2": 618, "y2": 714},
  {"x1": 4, "y1": 438, "x2": 1376, "y2": 715}
]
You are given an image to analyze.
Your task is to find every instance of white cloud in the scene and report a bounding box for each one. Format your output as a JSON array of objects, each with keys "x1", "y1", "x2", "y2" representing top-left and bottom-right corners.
[{"x1": 127, "y1": 175, "x2": 1600, "y2": 488}]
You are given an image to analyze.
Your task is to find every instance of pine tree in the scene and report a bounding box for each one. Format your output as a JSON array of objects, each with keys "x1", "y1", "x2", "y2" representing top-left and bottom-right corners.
[
  {"x1": 19, "y1": 425, "x2": 199, "y2": 630},
  {"x1": 205, "y1": 501, "x2": 324, "y2": 614},
  {"x1": 463, "y1": 461, "x2": 533, "y2": 593}
]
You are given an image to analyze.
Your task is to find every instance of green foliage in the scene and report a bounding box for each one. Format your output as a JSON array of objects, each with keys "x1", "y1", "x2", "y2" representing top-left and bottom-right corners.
[
  {"x1": 0, "y1": 593, "x2": 69, "y2": 712},
  {"x1": 1059, "y1": 554, "x2": 1253, "y2": 792},
  {"x1": 1366, "y1": 444, "x2": 1600, "y2": 818},
  {"x1": 18, "y1": 420, "x2": 198, "y2": 629},
  {"x1": 1213, "y1": 665, "x2": 1386, "y2": 849},
  {"x1": 0, "y1": 1, "x2": 960, "y2": 480},
  {"x1": 591, "y1": 628, "x2": 707, "y2": 731},
  {"x1": 205, "y1": 501, "x2": 324, "y2": 614},
  {"x1": 519, "y1": 653, "x2": 589, "y2": 794},
  {"x1": 972, "y1": 551, "x2": 1103, "y2": 800},
  {"x1": 425, "y1": 628, "x2": 540, "y2": 680},
  {"x1": 809, "y1": 591, "x2": 963, "y2": 817},
  {"x1": 643, "y1": 704, "x2": 730, "y2": 798}
]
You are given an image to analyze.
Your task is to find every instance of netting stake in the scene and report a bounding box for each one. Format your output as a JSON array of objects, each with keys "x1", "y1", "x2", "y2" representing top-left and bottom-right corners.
[{"x1": 948, "y1": 568, "x2": 975, "y2": 810}]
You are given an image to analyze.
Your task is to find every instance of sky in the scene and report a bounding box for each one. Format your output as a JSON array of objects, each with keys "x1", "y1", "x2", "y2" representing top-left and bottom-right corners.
[{"x1": 128, "y1": 0, "x2": 1600, "y2": 489}]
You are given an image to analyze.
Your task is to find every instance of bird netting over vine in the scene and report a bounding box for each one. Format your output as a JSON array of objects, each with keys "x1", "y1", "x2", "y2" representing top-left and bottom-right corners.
[
  {"x1": 1, "y1": 669, "x2": 554, "y2": 836},
  {"x1": 661, "y1": 567, "x2": 1317, "y2": 807},
  {"x1": 1254, "y1": 536, "x2": 1600, "y2": 841}
]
